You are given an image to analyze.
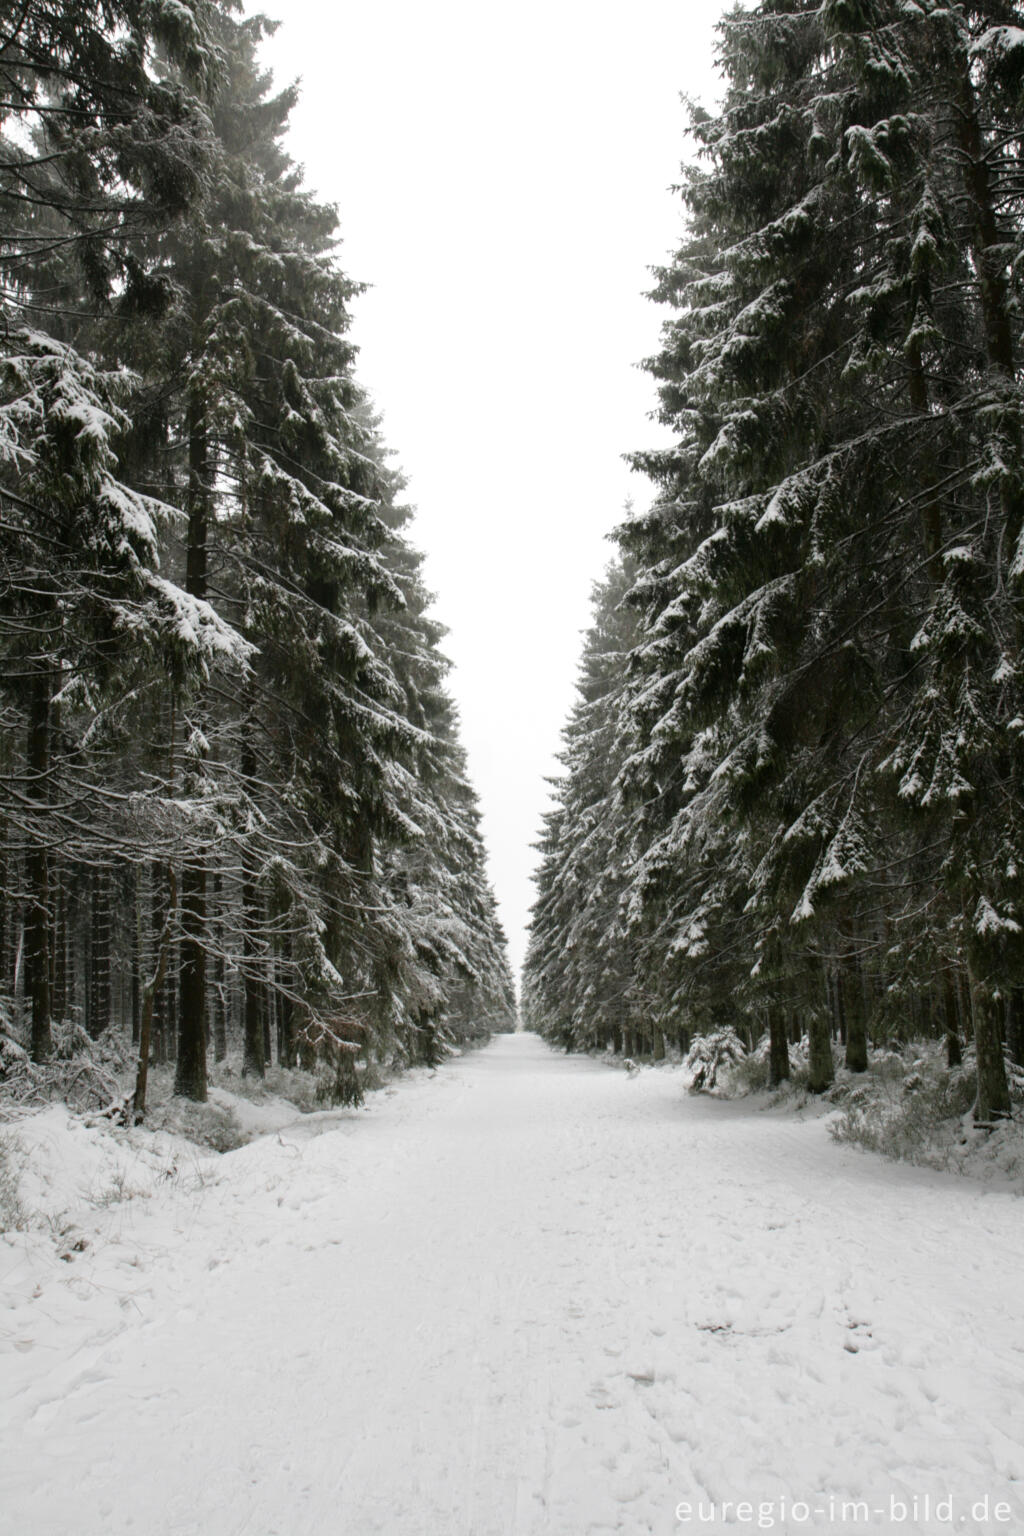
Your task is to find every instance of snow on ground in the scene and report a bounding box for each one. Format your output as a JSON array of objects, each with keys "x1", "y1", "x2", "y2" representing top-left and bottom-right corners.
[{"x1": 1, "y1": 1033, "x2": 1022, "y2": 1536}]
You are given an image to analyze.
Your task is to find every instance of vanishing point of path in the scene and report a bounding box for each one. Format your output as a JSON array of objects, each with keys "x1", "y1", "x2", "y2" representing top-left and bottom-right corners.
[{"x1": 2, "y1": 1032, "x2": 1023, "y2": 1535}]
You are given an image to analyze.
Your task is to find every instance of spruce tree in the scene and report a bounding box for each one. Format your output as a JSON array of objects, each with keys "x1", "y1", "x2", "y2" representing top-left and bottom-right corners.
[
  {"x1": 535, "y1": 1, "x2": 1024, "y2": 1120},
  {"x1": 524, "y1": 556, "x2": 642, "y2": 1052},
  {"x1": 0, "y1": 0, "x2": 239, "y2": 1066}
]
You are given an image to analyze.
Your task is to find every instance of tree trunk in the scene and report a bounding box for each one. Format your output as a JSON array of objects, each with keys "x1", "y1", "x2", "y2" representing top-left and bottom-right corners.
[
  {"x1": 829, "y1": 967, "x2": 846, "y2": 1046},
  {"x1": 241, "y1": 883, "x2": 264, "y2": 1078},
  {"x1": 806, "y1": 1000, "x2": 835, "y2": 1095},
  {"x1": 859, "y1": 958, "x2": 874, "y2": 1049},
  {"x1": 238, "y1": 718, "x2": 265, "y2": 1078},
  {"x1": 953, "y1": 62, "x2": 1024, "y2": 662},
  {"x1": 943, "y1": 971, "x2": 962, "y2": 1068},
  {"x1": 210, "y1": 872, "x2": 227, "y2": 1062},
  {"x1": 768, "y1": 1007, "x2": 790, "y2": 1087},
  {"x1": 150, "y1": 860, "x2": 175, "y2": 1064},
  {"x1": 955, "y1": 75, "x2": 1016, "y2": 379},
  {"x1": 134, "y1": 869, "x2": 178, "y2": 1123},
  {"x1": 1006, "y1": 988, "x2": 1024, "y2": 1071},
  {"x1": 212, "y1": 960, "x2": 228, "y2": 1064},
  {"x1": 840, "y1": 962, "x2": 868, "y2": 1073},
  {"x1": 967, "y1": 958, "x2": 1012, "y2": 1123},
  {"x1": 262, "y1": 977, "x2": 273, "y2": 1066},
  {"x1": 88, "y1": 865, "x2": 112, "y2": 1039},
  {"x1": 24, "y1": 667, "x2": 52, "y2": 1062},
  {"x1": 130, "y1": 874, "x2": 141, "y2": 1046},
  {"x1": 241, "y1": 863, "x2": 264, "y2": 1078},
  {"x1": 52, "y1": 866, "x2": 67, "y2": 1026},
  {"x1": 276, "y1": 940, "x2": 295, "y2": 1068},
  {"x1": 175, "y1": 857, "x2": 208, "y2": 1100},
  {"x1": 955, "y1": 968, "x2": 970, "y2": 1043},
  {"x1": 0, "y1": 820, "x2": 7, "y2": 995},
  {"x1": 174, "y1": 383, "x2": 211, "y2": 1102}
]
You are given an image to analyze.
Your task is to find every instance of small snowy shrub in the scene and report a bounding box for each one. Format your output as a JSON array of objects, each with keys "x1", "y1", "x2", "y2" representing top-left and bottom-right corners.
[
  {"x1": 359, "y1": 1060, "x2": 388, "y2": 1095},
  {"x1": 1008, "y1": 1058, "x2": 1024, "y2": 1104},
  {"x1": 0, "y1": 1028, "x2": 27, "y2": 1075},
  {"x1": 0, "y1": 1031, "x2": 31, "y2": 1106},
  {"x1": 261, "y1": 1065, "x2": 320, "y2": 1114},
  {"x1": 148, "y1": 1096, "x2": 246, "y2": 1153},
  {"x1": 1, "y1": 1020, "x2": 130, "y2": 1114},
  {"x1": 829, "y1": 1046, "x2": 978, "y2": 1168},
  {"x1": 685, "y1": 1028, "x2": 747, "y2": 1093},
  {"x1": 723, "y1": 1033, "x2": 772, "y2": 1096},
  {"x1": 0, "y1": 1133, "x2": 26, "y2": 1231},
  {"x1": 225, "y1": 1063, "x2": 318, "y2": 1114},
  {"x1": 51, "y1": 1020, "x2": 93, "y2": 1061},
  {"x1": 315, "y1": 1056, "x2": 365, "y2": 1108}
]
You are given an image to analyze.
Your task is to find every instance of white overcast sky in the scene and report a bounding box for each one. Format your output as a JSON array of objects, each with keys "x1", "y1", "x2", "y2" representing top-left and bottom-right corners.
[{"x1": 255, "y1": 0, "x2": 728, "y2": 976}]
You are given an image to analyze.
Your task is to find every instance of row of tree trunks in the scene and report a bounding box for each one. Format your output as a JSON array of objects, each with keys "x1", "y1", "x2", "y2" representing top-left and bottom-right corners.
[{"x1": 6, "y1": 825, "x2": 293, "y2": 1086}]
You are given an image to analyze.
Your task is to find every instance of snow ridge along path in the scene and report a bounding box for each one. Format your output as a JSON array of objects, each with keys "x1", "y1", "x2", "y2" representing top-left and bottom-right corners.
[{"x1": 2, "y1": 1032, "x2": 1022, "y2": 1536}]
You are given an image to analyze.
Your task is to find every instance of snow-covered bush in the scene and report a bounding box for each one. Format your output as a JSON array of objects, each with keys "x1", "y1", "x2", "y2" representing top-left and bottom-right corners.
[
  {"x1": 146, "y1": 1095, "x2": 246, "y2": 1154},
  {"x1": 827, "y1": 1043, "x2": 1024, "y2": 1177},
  {"x1": 711, "y1": 1031, "x2": 832, "y2": 1101},
  {"x1": 232, "y1": 1064, "x2": 321, "y2": 1115},
  {"x1": 314, "y1": 1054, "x2": 365, "y2": 1109},
  {"x1": 722, "y1": 1033, "x2": 772, "y2": 1095},
  {"x1": 0, "y1": 1030, "x2": 29, "y2": 1086},
  {"x1": 685, "y1": 1028, "x2": 747, "y2": 1093},
  {"x1": 0, "y1": 1133, "x2": 26, "y2": 1231},
  {"x1": 0, "y1": 1021, "x2": 127, "y2": 1114}
]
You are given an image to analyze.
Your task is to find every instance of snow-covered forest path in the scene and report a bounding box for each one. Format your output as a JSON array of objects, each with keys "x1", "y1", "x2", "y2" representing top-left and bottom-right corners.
[{"x1": 3, "y1": 1033, "x2": 1023, "y2": 1536}]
